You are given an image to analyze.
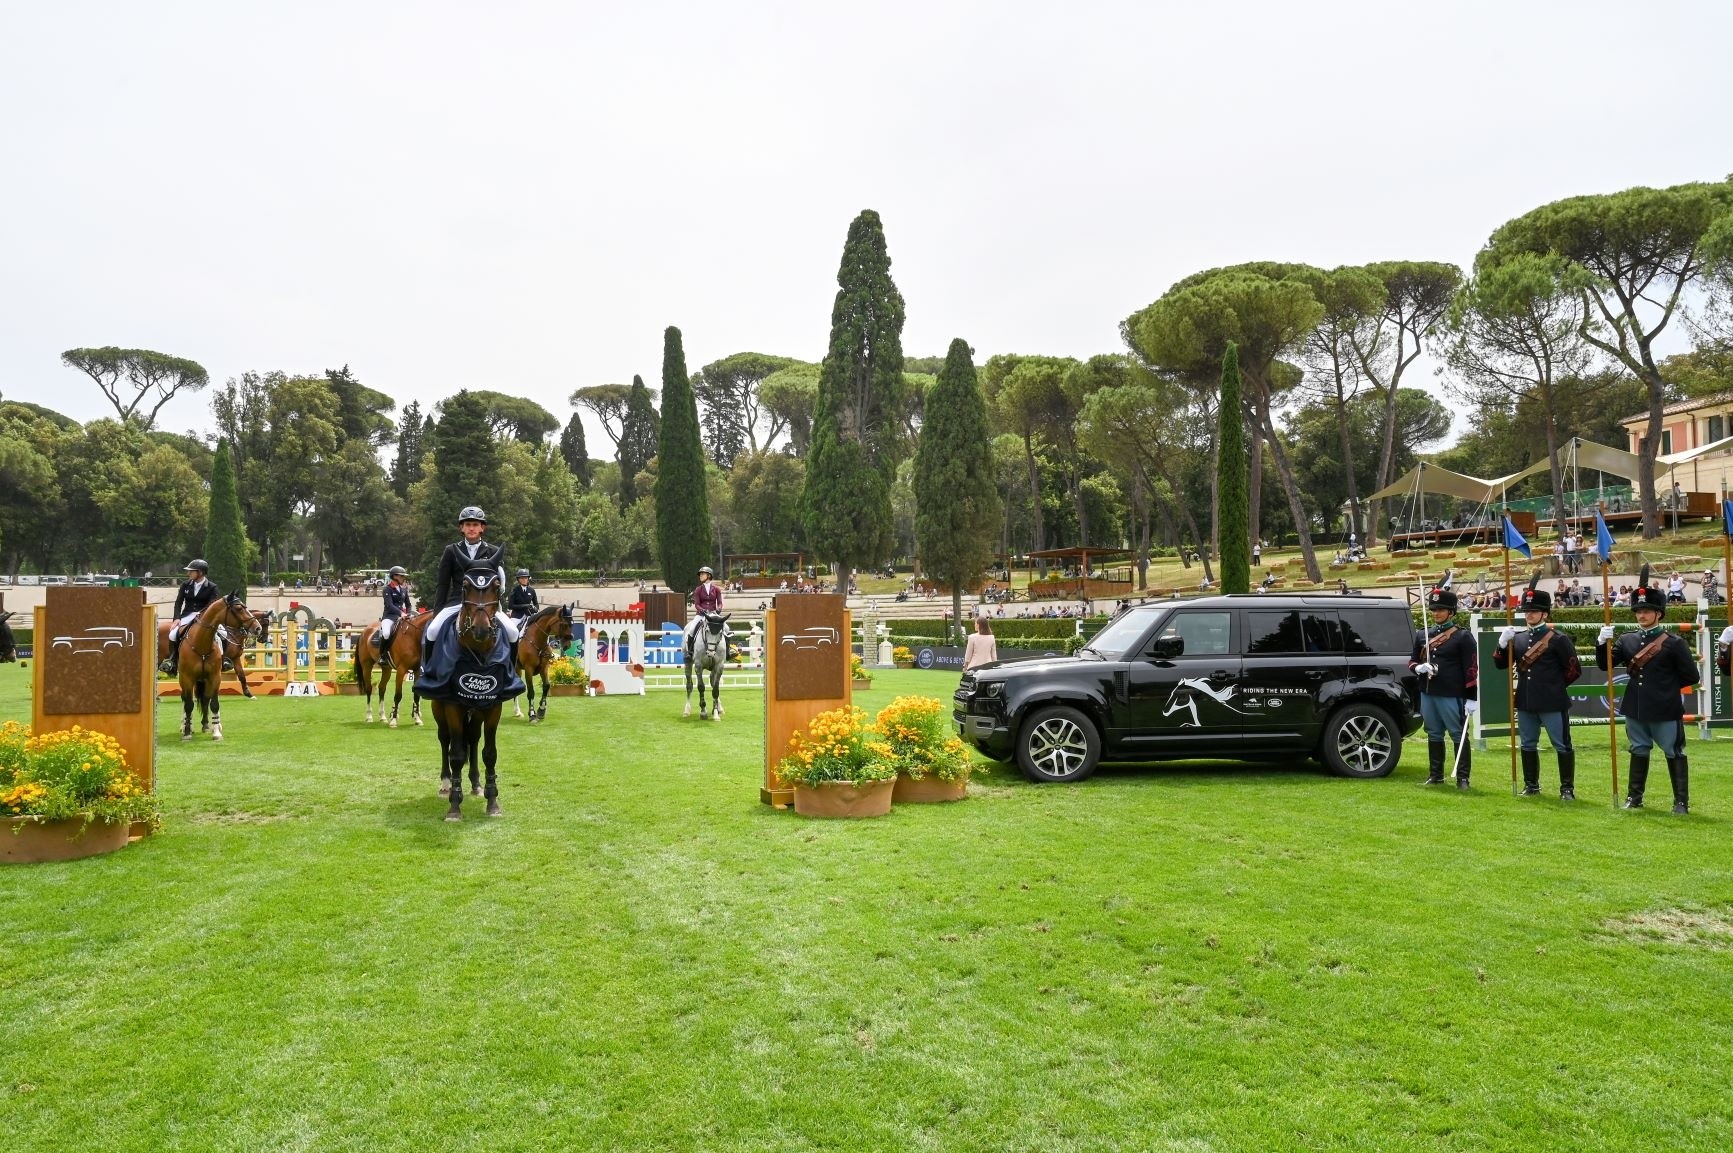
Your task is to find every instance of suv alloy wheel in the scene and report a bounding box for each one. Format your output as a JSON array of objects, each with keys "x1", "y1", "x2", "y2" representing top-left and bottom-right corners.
[
  {"x1": 1320, "y1": 703, "x2": 1401, "y2": 778},
  {"x1": 1016, "y1": 705, "x2": 1101, "y2": 783}
]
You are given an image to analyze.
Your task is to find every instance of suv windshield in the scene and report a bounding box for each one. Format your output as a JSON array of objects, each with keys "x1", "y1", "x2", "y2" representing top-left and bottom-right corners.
[{"x1": 1079, "y1": 608, "x2": 1165, "y2": 658}]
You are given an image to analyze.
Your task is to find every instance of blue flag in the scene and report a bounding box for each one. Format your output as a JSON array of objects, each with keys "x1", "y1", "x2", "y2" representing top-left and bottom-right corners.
[
  {"x1": 1723, "y1": 498, "x2": 1733, "y2": 538},
  {"x1": 1595, "y1": 508, "x2": 1615, "y2": 562},
  {"x1": 1503, "y1": 515, "x2": 1531, "y2": 559}
]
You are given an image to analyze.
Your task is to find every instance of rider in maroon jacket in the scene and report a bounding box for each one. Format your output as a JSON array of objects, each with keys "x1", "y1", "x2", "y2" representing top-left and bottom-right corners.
[{"x1": 685, "y1": 565, "x2": 725, "y2": 661}]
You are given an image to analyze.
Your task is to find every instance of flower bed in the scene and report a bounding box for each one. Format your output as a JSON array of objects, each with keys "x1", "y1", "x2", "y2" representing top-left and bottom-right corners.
[
  {"x1": 778, "y1": 696, "x2": 976, "y2": 816},
  {"x1": 1, "y1": 722, "x2": 159, "y2": 862}
]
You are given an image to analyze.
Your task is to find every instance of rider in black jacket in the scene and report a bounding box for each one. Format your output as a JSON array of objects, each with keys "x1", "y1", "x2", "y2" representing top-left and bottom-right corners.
[
  {"x1": 433, "y1": 506, "x2": 506, "y2": 611},
  {"x1": 507, "y1": 569, "x2": 539, "y2": 619},
  {"x1": 163, "y1": 559, "x2": 219, "y2": 675}
]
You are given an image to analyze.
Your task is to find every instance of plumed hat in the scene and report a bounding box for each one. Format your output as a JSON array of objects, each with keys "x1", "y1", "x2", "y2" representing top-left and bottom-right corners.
[
  {"x1": 1519, "y1": 572, "x2": 1551, "y2": 613},
  {"x1": 1426, "y1": 569, "x2": 1457, "y2": 612},
  {"x1": 1629, "y1": 563, "x2": 1667, "y2": 613}
]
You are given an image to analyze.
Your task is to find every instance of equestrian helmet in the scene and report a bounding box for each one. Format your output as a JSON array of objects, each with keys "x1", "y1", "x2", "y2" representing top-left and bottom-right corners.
[
  {"x1": 516, "y1": 568, "x2": 531, "y2": 578},
  {"x1": 186, "y1": 559, "x2": 209, "y2": 573},
  {"x1": 698, "y1": 565, "x2": 714, "y2": 577},
  {"x1": 389, "y1": 565, "x2": 407, "y2": 578},
  {"x1": 457, "y1": 505, "x2": 487, "y2": 525}
]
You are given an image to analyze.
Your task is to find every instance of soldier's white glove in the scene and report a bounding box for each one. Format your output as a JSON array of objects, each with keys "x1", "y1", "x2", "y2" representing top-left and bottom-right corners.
[
  {"x1": 1497, "y1": 626, "x2": 1518, "y2": 649},
  {"x1": 1464, "y1": 700, "x2": 1479, "y2": 715},
  {"x1": 1719, "y1": 625, "x2": 1733, "y2": 646},
  {"x1": 1413, "y1": 662, "x2": 1435, "y2": 676},
  {"x1": 1597, "y1": 625, "x2": 1615, "y2": 644}
]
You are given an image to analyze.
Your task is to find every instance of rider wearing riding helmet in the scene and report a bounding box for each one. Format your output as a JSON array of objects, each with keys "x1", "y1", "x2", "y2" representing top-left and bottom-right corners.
[
  {"x1": 685, "y1": 564, "x2": 726, "y2": 661},
  {"x1": 162, "y1": 559, "x2": 219, "y2": 675},
  {"x1": 507, "y1": 568, "x2": 540, "y2": 619},
  {"x1": 375, "y1": 565, "x2": 411, "y2": 658},
  {"x1": 426, "y1": 506, "x2": 518, "y2": 644}
]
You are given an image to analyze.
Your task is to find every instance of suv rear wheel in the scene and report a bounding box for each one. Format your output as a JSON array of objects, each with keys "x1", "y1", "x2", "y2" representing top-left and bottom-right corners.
[
  {"x1": 1016, "y1": 706, "x2": 1101, "y2": 783},
  {"x1": 1320, "y1": 703, "x2": 1400, "y2": 778}
]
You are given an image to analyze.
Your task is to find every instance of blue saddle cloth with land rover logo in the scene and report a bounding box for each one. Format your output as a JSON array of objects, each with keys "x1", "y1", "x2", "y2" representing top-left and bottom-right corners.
[{"x1": 415, "y1": 627, "x2": 525, "y2": 706}]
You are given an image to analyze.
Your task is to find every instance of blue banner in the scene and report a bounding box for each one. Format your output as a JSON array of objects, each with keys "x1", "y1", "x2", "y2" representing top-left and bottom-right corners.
[
  {"x1": 1595, "y1": 508, "x2": 1615, "y2": 562},
  {"x1": 1502, "y1": 515, "x2": 1531, "y2": 559}
]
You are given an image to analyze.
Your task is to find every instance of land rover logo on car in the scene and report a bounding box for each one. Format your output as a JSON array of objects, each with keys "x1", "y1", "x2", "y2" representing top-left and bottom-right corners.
[
  {"x1": 459, "y1": 672, "x2": 498, "y2": 696},
  {"x1": 949, "y1": 594, "x2": 1423, "y2": 785}
]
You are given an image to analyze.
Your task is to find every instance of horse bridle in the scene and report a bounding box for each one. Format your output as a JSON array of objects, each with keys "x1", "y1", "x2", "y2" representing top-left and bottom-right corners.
[{"x1": 458, "y1": 571, "x2": 501, "y2": 646}]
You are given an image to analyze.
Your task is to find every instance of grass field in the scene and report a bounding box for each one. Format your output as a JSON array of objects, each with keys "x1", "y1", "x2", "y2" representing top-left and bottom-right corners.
[{"x1": 3, "y1": 667, "x2": 1732, "y2": 1152}]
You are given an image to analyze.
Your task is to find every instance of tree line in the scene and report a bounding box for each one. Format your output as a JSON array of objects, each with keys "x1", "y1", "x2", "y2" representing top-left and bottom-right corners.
[{"x1": 3, "y1": 177, "x2": 1731, "y2": 600}]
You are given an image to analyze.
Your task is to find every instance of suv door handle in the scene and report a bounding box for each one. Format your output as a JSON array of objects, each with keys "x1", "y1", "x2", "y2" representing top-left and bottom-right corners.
[
  {"x1": 1208, "y1": 669, "x2": 1234, "y2": 681},
  {"x1": 1303, "y1": 670, "x2": 1327, "y2": 680}
]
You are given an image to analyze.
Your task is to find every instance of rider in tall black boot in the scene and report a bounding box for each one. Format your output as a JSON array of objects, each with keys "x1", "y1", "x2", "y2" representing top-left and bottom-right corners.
[
  {"x1": 1493, "y1": 576, "x2": 1581, "y2": 801},
  {"x1": 163, "y1": 559, "x2": 219, "y2": 678},
  {"x1": 1410, "y1": 574, "x2": 1478, "y2": 790},
  {"x1": 685, "y1": 564, "x2": 724, "y2": 663},
  {"x1": 1597, "y1": 566, "x2": 1698, "y2": 814}
]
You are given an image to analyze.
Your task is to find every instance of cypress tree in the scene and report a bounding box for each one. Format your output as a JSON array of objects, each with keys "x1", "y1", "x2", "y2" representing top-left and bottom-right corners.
[
  {"x1": 1218, "y1": 342, "x2": 1250, "y2": 594},
  {"x1": 559, "y1": 412, "x2": 591, "y2": 487},
  {"x1": 203, "y1": 438, "x2": 249, "y2": 597},
  {"x1": 391, "y1": 399, "x2": 425, "y2": 498},
  {"x1": 914, "y1": 339, "x2": 1000, "y2": 639},
  {"x1": 654, "y1": 326, "x2": 712, "y2": 594},
  {"x1": 802, "y1": 209, "x2": 904, "y2": 593},
  {"x1": 618, "y1": 375, "x2": 660, "y2": 506},
  {"x1": 419, "y1": 390, "x2": 502, "y2": 592}
]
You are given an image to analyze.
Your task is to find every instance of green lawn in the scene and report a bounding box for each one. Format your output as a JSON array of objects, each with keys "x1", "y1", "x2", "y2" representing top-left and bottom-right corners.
[{"x1": 3, "y1": 668, "x2": 1731, "y2": 1151}]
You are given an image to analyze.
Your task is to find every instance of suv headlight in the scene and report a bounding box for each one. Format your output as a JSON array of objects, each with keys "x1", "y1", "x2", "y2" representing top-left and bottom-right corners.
[{"x1": 977, "y1": 682, "x2": 1003, "y2": 699}]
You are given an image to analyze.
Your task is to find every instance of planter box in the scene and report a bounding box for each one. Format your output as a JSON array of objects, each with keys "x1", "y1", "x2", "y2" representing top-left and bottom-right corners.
[
  {"x1": 548, "y1": 685, "x2": 586, "y2": 696},
  {"x1": 791, "y1": 778, "x2": 895, "y2": 819},
  {"x1": 3, "y1": 815, "x2": 131, "y2": 864},
  {"x1": 893, "y1": 774, "x2": 968, "y2": 804},
  {"x1": 852, "y1": 678, "x2": 874, "y2": 690},
  {"x1": 335, "y1": 683, "x2": 361, "y2": 695}
]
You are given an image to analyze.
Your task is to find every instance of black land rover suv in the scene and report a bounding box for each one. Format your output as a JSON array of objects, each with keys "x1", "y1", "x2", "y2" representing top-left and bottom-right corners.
[{"x1": 954, "y1": 594, "x2": 1422, "y2": 783}]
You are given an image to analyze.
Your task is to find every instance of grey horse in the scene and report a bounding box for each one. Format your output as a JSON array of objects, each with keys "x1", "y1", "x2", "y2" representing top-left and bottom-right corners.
[{"x1": 683, "y1": 611, "x2": 730, "y2": 720}]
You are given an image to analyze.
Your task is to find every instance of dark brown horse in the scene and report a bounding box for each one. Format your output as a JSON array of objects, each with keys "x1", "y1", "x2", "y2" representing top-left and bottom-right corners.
[
  {"x1": 512, "y1": 604, "x2": 575, "y2": 722},
  {"x1": 357, "y1": 610, "x2": 431, "y2": 727},
  {"x1": 430, "y1": 570, "x2": 506, "y2": 820},
  {"x1": 172, "y1": 594, "x2": 265, "y2": 740}
]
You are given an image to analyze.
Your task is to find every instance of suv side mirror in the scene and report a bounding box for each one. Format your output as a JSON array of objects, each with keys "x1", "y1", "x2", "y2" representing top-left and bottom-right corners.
[{"x1": 1150, "y1": 635, "x2": 1184, "y2": 660}]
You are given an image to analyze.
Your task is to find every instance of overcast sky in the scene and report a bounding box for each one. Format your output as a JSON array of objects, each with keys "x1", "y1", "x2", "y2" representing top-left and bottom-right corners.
[{"x1": 3, "y1": 0, "x2": 1729, "y2": 450}]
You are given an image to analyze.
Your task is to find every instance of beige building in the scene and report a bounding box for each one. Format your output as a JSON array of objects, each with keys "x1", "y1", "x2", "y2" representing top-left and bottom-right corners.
[{"x1": 1619, "y1": 393, "x2": 1733, "y2": 497}]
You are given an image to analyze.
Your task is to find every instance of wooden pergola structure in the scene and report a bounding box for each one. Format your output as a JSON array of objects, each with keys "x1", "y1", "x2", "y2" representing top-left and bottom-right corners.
[
  {"x1": 1026, "y1": 547, "x2": 1134, "y2": 600},
  {"x1": 722, "y1": 552, "x2": 806, "y2": 590}
]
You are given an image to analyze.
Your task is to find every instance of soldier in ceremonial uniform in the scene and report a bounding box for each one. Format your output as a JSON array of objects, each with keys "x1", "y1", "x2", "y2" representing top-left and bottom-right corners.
[
  {"x1": 1492, "y1": 577, "x2": 1582, "y2": 799},
  {"x1": 374, "y1": 566, "x2": 411, "y2": 665},
  {"x1": 162, "y1": 559, "x2": 219, "y2": 676},
  {"x1": 1597, "y1": 568, "x2": 1699, "y2": 813},
  {"x1": 1410, "y1": 579, "x2": 1479, "y2": 789},
  {"x1": 507, "y1": 569, "x2": 540, "y2": 619}
]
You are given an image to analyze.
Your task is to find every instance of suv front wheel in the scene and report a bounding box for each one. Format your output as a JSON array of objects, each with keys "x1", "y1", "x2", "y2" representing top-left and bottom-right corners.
[
  {"x1": 1320, "y1": 703, "x2": 1400, "y2": 778},
  {"x1": 1016, "y1": 706, "x2": 1101, "y2": 783}
]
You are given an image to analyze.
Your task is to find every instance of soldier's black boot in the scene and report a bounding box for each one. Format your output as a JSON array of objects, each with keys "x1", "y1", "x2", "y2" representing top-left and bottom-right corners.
[
  {"x1": 1423, "y1": 740, "x2": 1445, "y2": 785},
  {"x1": 1623, "y1": 753, "x2": 1649, "y2": 809},
  {"x1": 1667, "y1": 756, "x2": 1690, "y2": 815},
  {"x1": 1557, "y1": 750, "x2": 1576, "y2": 800},
  {"x1": 1454, "y1": 742, "x2": 1471, "y2": 790},
  {"x1": 1520, "y1": 750, "x2": 1542, "y2": 796}
]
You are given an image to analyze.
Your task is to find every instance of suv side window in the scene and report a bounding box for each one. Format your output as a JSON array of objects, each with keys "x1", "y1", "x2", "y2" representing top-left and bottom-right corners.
[
  {"x1": 1245, "y1": 610, "x2": 1302, "y2": 654},
  {"x1": 1157, "y1": 611, "x2": 1232, "y2": 656},
  {"x1": 1340, "y1": 607, "x2": 1415, "y2": 655},
  {"x1": 1302, "y1": 611, "x2": 1345, "y2": 653}
]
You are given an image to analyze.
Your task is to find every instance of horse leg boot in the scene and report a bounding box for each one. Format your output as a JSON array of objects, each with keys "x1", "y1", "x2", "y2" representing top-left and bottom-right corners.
[
  {"x1": 1623, "y1": 753, "x2": 1649, "y2": 809},
  {"x1": 181, "y1": 691, "x2": 195, "y2": 740},
  {"x1": 1520, "y1": 750, "x2": 1541, "y2": 796},
  {"x1": 483, "y1": 724, "x2": 501, "y2": 817},
  {"x1": 209, "y1": 695, "x2": 222, "y2": 742},
  {"x1": 1557, "y1": 750, "x2": 1576, "y2": 800},
  {"x1": 1423, "y1": 740, "x2": 1445, "y2": 785},
  {"x1": 1667, "y1": 756, "x2": 1689, "y2": 815}
]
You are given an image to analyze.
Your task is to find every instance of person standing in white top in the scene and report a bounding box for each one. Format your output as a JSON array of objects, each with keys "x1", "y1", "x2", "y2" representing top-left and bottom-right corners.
[{"x1": 963, "y1": 613, "x2": 998, "y2": 670}]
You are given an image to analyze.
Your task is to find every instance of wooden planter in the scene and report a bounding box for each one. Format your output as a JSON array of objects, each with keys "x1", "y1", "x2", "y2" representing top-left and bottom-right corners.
[
  {"x1": 893, "y1": 774, "x2": 968, "y2": 804},
  {"x1": 3, "y1": 815, "x2": 132, "y2": 864},
  {"x1": 335, "y1": 683, "x2": 361, "y2": 695},
  {"x1": 791, "y1": 778, "x2": 896, "y2": 819},
  {"x1": 548, "y1": 684, "x2": 587, "y2": 696}
]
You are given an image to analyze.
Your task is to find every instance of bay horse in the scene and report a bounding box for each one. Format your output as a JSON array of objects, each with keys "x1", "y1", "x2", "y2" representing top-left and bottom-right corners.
[
  {"x1": 357, "y1": 610, "x2": 431, "y2": 727},
  {"x1": 683, "y1": 610, "x2": 730, "y2": 721},
  {"x1": 160, "y1": 604, "x2": 273, "y2": 698},
  {"x1": 172, "y1": 593, "x2": 264, "y2": 740},
  {"x1": 431, "y1": 568, "x2": 506, "y2": 820},
  {"x1": 512, "y1": 604, "x2": 575, "y2": 722}
]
